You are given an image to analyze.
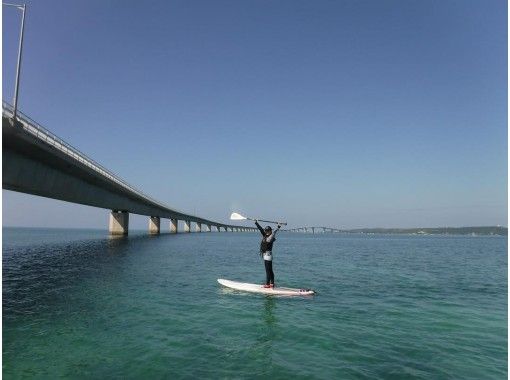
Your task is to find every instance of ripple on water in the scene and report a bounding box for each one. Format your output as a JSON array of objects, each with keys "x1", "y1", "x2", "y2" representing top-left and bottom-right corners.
[{"x1": 2, "y1": 229, "x2": 507, "y2": 379}]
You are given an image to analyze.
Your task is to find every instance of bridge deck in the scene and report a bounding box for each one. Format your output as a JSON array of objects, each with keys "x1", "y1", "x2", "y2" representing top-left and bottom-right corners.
[{"x1": 2, "y1": 102, "x2": 251, "y2": 231}]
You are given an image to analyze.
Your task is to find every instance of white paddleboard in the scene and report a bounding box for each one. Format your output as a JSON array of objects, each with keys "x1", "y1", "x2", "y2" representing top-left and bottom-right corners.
[{"x1": 218, "y1": 278, "x2": 315, "y2": 296}]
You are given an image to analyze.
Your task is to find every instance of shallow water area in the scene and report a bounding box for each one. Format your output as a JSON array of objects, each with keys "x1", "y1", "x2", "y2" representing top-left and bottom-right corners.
[{"x1": 3, "y1": 228, "x2": 507, "y2": 379}]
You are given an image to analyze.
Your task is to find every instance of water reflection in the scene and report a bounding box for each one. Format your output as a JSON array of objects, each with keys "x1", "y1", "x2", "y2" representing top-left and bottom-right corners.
[
  {"x1": 263, "y1": 296, "x2": 276, "y2": 326},
  {"x1": 255, "y1": 296, "x2": 278, "y2": 373}
]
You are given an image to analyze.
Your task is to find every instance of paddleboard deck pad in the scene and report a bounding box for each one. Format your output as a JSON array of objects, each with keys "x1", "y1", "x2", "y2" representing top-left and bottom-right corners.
[{"x1": 218, "y1": 279, "x2": 315, "y2": 296}]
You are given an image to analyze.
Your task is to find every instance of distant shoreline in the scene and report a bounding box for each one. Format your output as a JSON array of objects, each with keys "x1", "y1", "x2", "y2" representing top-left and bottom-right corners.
[{"x1": 288, "y1": 227, "x2": 508, "y2": 236}]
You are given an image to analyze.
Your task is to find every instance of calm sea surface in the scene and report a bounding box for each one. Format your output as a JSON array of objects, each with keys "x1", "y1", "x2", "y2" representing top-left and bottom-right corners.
[{"x1": 3, "y1": 228, "x2": 507, "y2": 379}]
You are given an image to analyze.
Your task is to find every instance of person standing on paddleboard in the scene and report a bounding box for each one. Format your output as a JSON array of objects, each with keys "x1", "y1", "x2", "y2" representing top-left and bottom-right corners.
[{"x1": 255, "y1": 220, "x2": 281, "y2": 288}]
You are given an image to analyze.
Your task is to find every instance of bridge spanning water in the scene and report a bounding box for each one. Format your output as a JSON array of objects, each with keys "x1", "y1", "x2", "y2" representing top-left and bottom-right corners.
[{"x1": 2, "y1": 102, "x2": 256, "y2": 235}]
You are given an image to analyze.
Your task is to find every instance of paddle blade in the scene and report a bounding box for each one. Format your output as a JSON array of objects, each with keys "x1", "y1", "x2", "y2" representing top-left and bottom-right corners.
[{"x1": 230, "y1": 212, "x2": 247, "y2": 221}]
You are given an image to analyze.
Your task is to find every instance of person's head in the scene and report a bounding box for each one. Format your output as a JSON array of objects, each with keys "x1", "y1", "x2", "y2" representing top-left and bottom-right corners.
[{"x1": 264, "y1": 226, "x2": 272, "y2": 236}]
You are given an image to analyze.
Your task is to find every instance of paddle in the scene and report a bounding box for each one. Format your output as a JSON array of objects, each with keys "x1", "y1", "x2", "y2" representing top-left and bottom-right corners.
[{"x1": 230, "y1": 212, "x2": 287, "y2": 226}]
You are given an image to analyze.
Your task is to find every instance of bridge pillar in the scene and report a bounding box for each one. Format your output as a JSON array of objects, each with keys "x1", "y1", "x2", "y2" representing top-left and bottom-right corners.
[
  {"x1": 170, "y1": 219, "x2": 178, "y2": 233},
  {"x1": 149, "y1": 216, "x2": 160, "y2": 234},
  {"x1": 195, "y1": 222, "x2": 202, "y2": 232},
  {"x1": 312, "y1": 227, "x2": 315, "y2": 234},
  {"x1": 109, "y1": 211, "x2": 129, "y2": 235},
  {"x1": 206, "y1": 224, "x2": 211, "y2": 232},
  {"x1": 184, "y1": 220, "x2": 191, "y2": 233}
]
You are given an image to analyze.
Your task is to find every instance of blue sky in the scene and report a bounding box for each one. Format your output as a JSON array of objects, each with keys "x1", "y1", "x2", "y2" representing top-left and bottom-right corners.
[{"x1": 2, "y1": 0, "x2": 507, "y2": 229}]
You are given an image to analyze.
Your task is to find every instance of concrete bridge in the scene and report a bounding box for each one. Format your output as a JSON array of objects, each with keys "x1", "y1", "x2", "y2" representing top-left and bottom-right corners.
[
  {"x1": 286, "y1": 227, "x2": 343, "y2": 234},
  {"x1": 2, "y1": 102, "x2": 256, "y2": 235}
]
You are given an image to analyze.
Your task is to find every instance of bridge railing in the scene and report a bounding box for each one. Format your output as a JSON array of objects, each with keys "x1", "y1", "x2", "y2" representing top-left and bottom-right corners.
[{"x1": 2, "y1": 102, "x2": 218, "y2": 224}]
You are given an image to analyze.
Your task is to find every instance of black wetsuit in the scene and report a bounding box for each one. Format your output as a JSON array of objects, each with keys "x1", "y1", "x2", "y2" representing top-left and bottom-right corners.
[{"x1": 255, "y1": 221, "x2": 280, "y2": 285}]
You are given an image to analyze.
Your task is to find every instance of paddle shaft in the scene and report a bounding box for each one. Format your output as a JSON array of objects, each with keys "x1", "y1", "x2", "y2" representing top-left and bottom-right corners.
[{"x1": 247, "y1": 217, "x2": 287, "y2": 226}]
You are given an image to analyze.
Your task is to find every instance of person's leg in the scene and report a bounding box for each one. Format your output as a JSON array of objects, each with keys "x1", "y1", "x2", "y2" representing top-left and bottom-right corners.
[
  {"x1": 264, "y1": 260, "x2": 271, "y2": 285},
  {"x1": 268, "y1": 261, "x2": 275, "y2": 285}
]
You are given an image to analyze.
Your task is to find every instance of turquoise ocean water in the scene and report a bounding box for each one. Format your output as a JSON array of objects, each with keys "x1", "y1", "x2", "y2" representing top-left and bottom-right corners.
[{"x1": 3, "y1": 228, "x2": 507, "y2": 379}]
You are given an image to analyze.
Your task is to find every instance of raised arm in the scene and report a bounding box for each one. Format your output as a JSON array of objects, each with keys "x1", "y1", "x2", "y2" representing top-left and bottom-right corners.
[
  {"x1": 255, "y1": 220, "x2": 265, "y2": 236},
  {"x1": 271, "y1": 224, "x2": 281, "y2": 240}
]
